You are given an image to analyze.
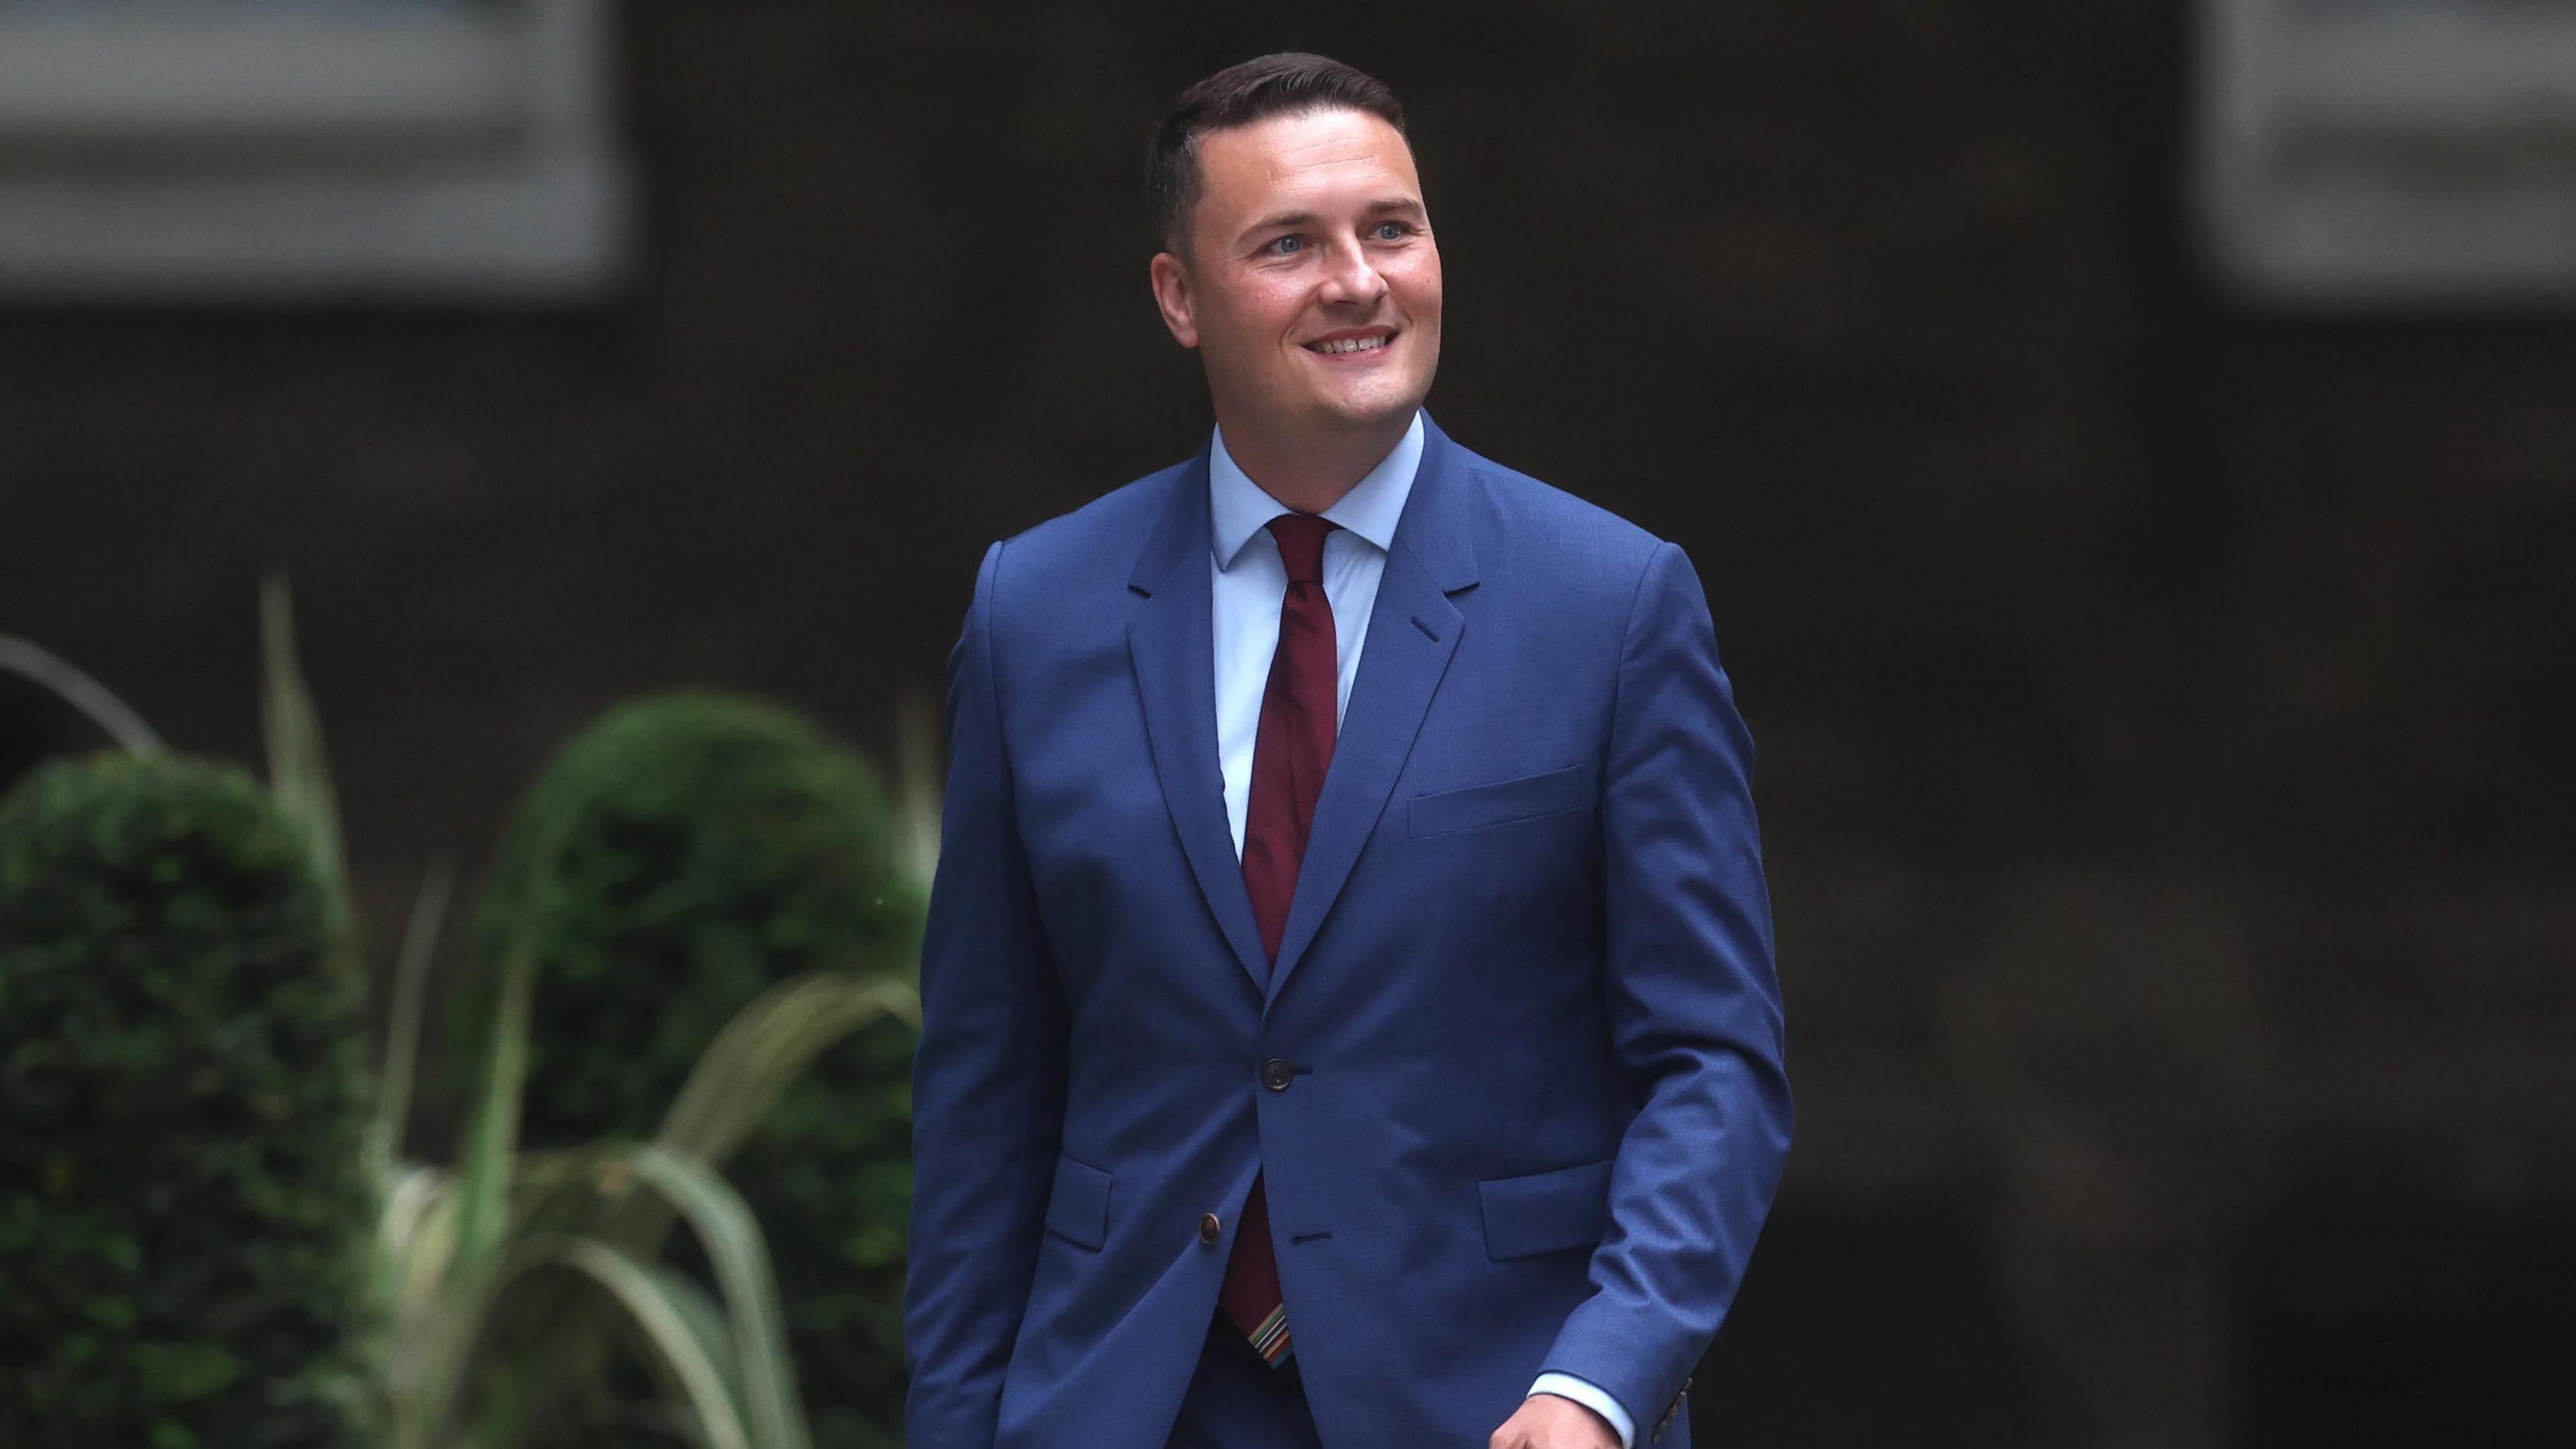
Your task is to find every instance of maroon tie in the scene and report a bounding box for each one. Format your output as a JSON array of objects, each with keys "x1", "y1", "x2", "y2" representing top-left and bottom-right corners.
[{"x1": 1219, "y1": 511, "x2": 1338, "y2": 1368}]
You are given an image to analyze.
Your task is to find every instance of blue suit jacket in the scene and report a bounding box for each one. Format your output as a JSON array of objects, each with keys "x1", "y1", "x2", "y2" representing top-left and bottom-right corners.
[{"x1": 906, "y1": 415, "x2": 1792, "y2": 1449}]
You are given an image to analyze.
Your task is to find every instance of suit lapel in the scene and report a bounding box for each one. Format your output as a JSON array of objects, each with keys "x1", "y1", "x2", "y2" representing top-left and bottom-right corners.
[
  {"x1": 1128, "y1": 451, "x2": 1272, "y2": 996},
  {"x1": 1265, "y1": 415, "x2": 1481, "y2": 1008}
]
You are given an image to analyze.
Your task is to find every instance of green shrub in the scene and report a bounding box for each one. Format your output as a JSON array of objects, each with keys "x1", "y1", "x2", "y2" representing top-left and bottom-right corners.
[
  {"x1": 464, "y1": 692, "x2": 920, "y2": 1447},
  {"x1": 0, "y1": 752, "x2": 372, "y2": 1449}
]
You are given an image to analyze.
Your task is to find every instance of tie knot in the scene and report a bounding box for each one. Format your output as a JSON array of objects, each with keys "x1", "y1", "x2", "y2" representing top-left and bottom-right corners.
[{"x1": 1267, "y1": 513, "x2": 1336, "y2": 584}]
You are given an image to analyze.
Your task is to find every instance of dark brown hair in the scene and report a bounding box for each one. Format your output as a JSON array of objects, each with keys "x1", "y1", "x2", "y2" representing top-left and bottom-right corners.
[{"x1": 1147, "y1": 52, "x2": 1407, "y2": 258}]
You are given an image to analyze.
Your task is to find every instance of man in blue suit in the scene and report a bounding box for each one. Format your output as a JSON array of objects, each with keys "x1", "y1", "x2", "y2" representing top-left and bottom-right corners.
[{"x1": 906, "y1": 52, "x2": 1791, "y2": 1449}]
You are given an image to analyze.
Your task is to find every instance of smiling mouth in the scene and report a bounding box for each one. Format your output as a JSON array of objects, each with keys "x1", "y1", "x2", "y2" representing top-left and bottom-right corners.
[{"x1": 1304, "y1": 331, "x2": 1397, "y2": 358}]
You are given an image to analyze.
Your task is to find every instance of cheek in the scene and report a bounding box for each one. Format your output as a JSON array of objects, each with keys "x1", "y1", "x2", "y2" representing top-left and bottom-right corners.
[
  {"x1": 1253, "y1": 286, "x2": 1318, "y2": 345},
  {"x1": 1389, "y1": 261, "x2": 1442, "y2": 321},
  {"x1": 1210, "y1": 285, "x2": 1304, "y2": 353}
]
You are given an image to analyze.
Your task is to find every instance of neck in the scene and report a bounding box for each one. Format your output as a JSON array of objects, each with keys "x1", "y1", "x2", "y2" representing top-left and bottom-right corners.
[{"x1": 1216, "y1": 408, "x2": 1413, "y2": 515}]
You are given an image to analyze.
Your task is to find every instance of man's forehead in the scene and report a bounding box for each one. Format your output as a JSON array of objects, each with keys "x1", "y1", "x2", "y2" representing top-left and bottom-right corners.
[
  {"x1": 1202, "y1": 111, "x2": 1416, "y2": 198},
  {"x1": 1264, "y1": 123, "x2": 1397, "y2": 172},
  {"x1": 1264, "y1": 146, "x2": 1401, "y2": 186}
]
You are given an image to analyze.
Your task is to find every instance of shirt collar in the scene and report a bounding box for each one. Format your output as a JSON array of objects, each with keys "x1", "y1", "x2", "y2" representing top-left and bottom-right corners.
[{"x1": 1209, "y1": 409, "x2": 1424, "y2": 571}]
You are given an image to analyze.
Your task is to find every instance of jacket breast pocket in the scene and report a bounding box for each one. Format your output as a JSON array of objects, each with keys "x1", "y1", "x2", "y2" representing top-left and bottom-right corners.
[
  {"x1": 1407, "y1": 764, "x2": 1592, "y2": 839},
  {"x1": 1043, "y1": 1151, "x2": 1112, "y2": 1252},
  {"x1": 1478, "y1": 1155, "x2": 1615, "y2": 1260}
]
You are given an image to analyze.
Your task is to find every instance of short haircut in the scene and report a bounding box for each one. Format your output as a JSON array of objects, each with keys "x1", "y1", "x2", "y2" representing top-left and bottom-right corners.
[{"x1": 1146, "y1": 52, "x2": 1407, "y2": 259}]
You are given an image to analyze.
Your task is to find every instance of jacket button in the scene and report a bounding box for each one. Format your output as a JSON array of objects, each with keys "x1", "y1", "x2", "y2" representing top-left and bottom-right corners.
[
  {"x1": 1260, "y1": 1058, "x2": 1294, "y2": 1091},
  {"x1": 1199, "y1": 1212, "x2": 1222, "y2": 1245}
]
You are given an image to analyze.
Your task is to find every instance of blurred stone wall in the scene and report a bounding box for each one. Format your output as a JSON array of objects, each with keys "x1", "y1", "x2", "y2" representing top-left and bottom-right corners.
[{"x1": 3, "y1": 4, "x2": 2569, "y2": 1445}]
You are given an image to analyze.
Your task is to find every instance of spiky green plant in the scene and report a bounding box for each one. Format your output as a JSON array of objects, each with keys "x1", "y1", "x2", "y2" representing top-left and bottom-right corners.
[
  {"x1": 242, "y1": 585, "x2": 922, "y2": 1449},
  {"x1": 3, "y1": 592, "x2": 929, "y2": 1449},
  {"x1": 370, "y1": 933, "x2": 917, "y2": 1449},
  {"x1": 461, "y1": 692, "x2": 923, "y2": 1447}
]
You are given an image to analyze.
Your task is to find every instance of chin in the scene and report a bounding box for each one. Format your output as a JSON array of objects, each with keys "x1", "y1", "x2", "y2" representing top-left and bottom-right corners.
[{"x1": 1316, "y1": 385, "x2": 1426, "y2": 429}]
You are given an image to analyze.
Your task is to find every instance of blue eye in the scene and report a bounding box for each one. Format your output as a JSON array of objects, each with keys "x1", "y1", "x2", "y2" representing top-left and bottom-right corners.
[
  {"x1": 1373, "y1": 221, "x2": 1411, "y2": 240},
  {"x1": 1267, "y1": 235, "x2": 1303, "y2": 256}
]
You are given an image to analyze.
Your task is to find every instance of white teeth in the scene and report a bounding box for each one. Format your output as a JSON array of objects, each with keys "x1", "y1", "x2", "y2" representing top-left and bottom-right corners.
[{"x1": 1313, "y1": 335, "x2": 1389, "y2": 354}]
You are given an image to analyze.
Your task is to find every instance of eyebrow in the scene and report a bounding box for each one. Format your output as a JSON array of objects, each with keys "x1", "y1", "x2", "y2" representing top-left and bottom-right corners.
[{"x1": 1238, "y1": 196, "x2": 1424, "y2": 240}]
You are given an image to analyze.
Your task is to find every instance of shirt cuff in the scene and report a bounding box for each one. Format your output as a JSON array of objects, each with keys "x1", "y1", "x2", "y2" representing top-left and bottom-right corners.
[{"x1": 1529, "y1": 1372, "x2": 1636, "y2": 1449}]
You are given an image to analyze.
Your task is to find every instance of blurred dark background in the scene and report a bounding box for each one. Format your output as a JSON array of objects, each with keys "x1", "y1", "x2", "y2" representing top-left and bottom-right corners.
[{"x1": 4, "y1": 3, "x2": 2572, "y2": 1446}]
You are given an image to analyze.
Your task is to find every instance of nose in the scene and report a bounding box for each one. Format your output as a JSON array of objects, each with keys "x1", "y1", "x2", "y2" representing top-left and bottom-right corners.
[{"x1": 1316, "y1": 233, "x2": 1387, "y2": 308}]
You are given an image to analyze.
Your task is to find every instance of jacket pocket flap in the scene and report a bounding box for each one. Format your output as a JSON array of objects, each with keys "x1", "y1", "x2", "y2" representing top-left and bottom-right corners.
[
  {"x1": 1043, "y1": 1151, "x2": 1112, "y2": 1251},
  {"x1": 1408, "y1": 764, "x2": 1591, "y2": 839},
  {"x1": 1478, "y1": 1155, "x2": 1615, "y2": 1260}
]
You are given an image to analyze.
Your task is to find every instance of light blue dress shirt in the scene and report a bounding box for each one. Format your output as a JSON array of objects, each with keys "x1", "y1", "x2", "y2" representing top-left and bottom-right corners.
[
  {"x1": 1205, "y1": 409, "x2": 1640, "y2": 1449},
  {"x1": 1208, "y1": 411, "x2": 1419, "y2": 855}
]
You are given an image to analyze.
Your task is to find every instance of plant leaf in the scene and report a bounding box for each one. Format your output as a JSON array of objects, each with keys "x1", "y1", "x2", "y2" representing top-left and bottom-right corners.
[
  {"x1": 532, "y1": 1235, "x2": 757, "y2": 1449},
  {"x1": 621, "y1": 1254, "x2": 750, "y2": 1438},
  {"x1": 892, "y1": 685, "x2": 943, "y2": 898},
  {"x1": 623, "y1": 1146, "x2": 810, "y2": 1449},
  {"x1": 378, "y1": 1163, "x2": 459, "y2": 1312},
  {"x1": 655, "y1": 972, "x2": 920, "y2": 1170},
  {"x1": 258, "y1": 574, "x2": 347, "y2": 912},
  {"x1": 368, "y1": 857, "x2": 453, "y2": 1186},
  {"x1": 0, "y1": 635, "x2": 162, "y2": 754},
  {"x1": 453, "y1": 945, "x2": 537, "y2": 1267}
]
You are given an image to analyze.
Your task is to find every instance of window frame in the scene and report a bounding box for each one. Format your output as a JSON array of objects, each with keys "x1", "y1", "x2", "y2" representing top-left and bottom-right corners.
[
  {"x1": 0, "y1": 0, "x2": 631, "y2": 303},
  {"x1": 2197, "y1": 0, "x2": 2576, "y2": 305}
]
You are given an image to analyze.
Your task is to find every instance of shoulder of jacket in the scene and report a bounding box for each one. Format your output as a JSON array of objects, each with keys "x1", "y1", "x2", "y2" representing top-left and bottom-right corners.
[
  {"x1": 985, "y1": 458, "x2": 1191, "y2": 601},
  {"x1": 1446, "y1": 445, "x2": 1670, "y2": 589}
]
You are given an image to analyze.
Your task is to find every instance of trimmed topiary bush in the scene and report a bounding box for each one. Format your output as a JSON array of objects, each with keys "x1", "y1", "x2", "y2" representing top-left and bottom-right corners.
[
  {"x1": 464, "y1": 690, "x2": 920, "y2": 1448},
  {"x1": 0, "y1": 752, "x2": 372, "y2": 1449}
]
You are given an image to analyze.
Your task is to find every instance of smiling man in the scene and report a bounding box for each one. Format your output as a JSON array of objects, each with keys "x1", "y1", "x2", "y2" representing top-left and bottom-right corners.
[{"x1": 906, "y1": 53, "x2": 1792, "y2": 1449}]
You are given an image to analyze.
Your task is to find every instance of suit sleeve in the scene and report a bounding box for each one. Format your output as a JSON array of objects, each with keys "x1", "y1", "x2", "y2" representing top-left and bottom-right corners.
[
  {"x1": 904, "y1": 539, "x2": 1070, "y2": 1449},
  {"x1": 1535, "y1": 541, "x2": 1794, "y2": 1437}
]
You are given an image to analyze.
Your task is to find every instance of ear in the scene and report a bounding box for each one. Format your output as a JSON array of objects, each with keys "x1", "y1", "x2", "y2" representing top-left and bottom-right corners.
[{"x1": 1148, "y1": 251, "x2": 1200, "y2": 350}]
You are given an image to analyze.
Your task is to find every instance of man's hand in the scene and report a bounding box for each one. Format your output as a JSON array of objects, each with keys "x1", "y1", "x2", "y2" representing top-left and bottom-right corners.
[{"x1": 1491, "y1": 1393, "x2": 1621, "y2": 1449}]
